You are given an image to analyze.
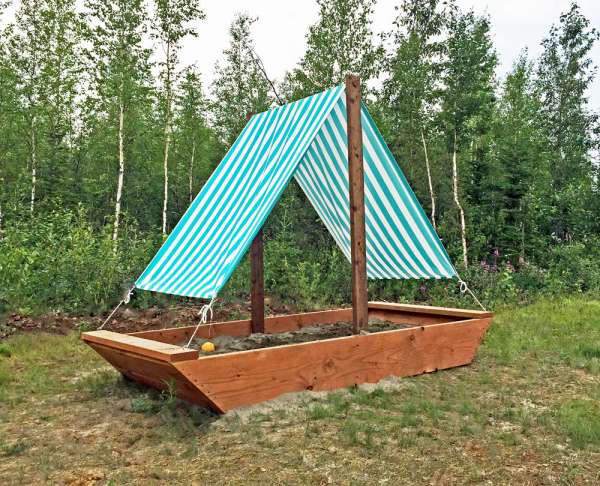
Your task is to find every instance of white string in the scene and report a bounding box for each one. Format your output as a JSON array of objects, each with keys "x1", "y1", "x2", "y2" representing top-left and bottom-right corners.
[
  {"x1": 98, "y1": 286, "x2": 135, "y2": 330},
  {"x1": 185, "y1": 297, "x2": 217, "y2": 349},
  {"x1": 457, "y1": 278, "x2": 487, "y2": 311}
]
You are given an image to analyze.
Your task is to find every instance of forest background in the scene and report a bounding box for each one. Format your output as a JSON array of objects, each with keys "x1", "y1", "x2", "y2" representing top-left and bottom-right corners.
[{"x1": 1, "y1": 0, "x2": 599, "y2": 316}]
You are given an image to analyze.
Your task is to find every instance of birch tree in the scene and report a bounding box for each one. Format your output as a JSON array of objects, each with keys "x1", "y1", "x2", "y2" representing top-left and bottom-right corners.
[
  {"x1": 5, "y1": 0, "x2": 46, "y2": 215},
  {"x1": 175, "y1": 67, "x2": 209, "y2": 204},
  {"x1": 4, "y1": 0, "x2": 82, "y2": 215},
  {"x1": 536, "y1": 3, "x2": 600, "y2": 241},
  {"x1": 86, "y1": 0, "x2": 152, "y2": 244},
  {"x1": 440, "y1": 9, "x2": 497, "y2": 267},
  {"x1": 382, "y1": 0, "x2": 452, "y2": 229},
  {"x1": 151, "y1": 0, "x2": 204, "y2": 235},
  {"x1": 485, "y1": 55, "x2": 550, "y2": 261},
  {"x1": 42, "y1": 0, "x2": 83, "y2": 204},
  {"x1": 0, "y1": 21, "x2": 20, "y2": 234}
]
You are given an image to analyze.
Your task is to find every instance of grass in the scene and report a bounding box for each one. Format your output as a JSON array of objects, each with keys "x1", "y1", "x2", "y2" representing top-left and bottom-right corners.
[{"x1": 0, "y1": 296, "x2": 599, "y2": 484}]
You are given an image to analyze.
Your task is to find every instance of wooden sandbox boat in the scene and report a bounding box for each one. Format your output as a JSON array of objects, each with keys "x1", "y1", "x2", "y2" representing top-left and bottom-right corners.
[
  {"x1": 83, "y1": 76, "x2": 493, "y2": 414},
  {"x1": 82, "y1": 302, "x2": 492, "y2": 413}
]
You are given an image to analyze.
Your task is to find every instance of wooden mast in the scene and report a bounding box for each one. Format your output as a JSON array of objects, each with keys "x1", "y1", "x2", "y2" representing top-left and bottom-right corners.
[
  {"x1": 250, "y1": 228, "x2": 265, "y2": 333},
  {"x1": 246, "y1": 112, "x2": 265, "y2": 334},
  {"x1": 345, "y1": 74, "x2": 368, "y2": 334}
]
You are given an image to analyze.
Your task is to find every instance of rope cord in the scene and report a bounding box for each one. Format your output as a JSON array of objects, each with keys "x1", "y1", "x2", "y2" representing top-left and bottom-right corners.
[
  {"x1": 185, "y1": 297, "x2": 217, "y2": 349},
  {"x1": 98, "y1": 286, "x2": 135, "y2": 330},
  {"x1": 456, "y1": 276, "x2": 487, "y2": 311}
]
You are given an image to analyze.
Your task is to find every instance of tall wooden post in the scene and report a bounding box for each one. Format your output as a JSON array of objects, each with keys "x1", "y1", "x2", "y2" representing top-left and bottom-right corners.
[
  {"x1": 246, "y1": 112, "x2": 265, "y2": 334},
  {"x1": 250, "y1": 229, "x2": 265, "y2": 333},
  {"x1": 346, "y1": 74, "x2": 368, "y2": 334}
]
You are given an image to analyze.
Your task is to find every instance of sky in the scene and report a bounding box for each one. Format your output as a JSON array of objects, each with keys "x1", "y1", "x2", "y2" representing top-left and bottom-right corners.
[
  {"x1": 1, "y1": 0, "x2": 599, "y2": 108},
  {"x1": 182, "y1": 0, "x2": 600, "y2": 110}
]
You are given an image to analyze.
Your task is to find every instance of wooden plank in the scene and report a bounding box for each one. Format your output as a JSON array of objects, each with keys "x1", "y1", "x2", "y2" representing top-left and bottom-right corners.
[
  {"x1": 125, "y1": 304, "x2": 490, "y2": 345},
  {"x1": 250, "y1": 228, "x2": 265, "y2": 333},
  {"x1": 346, "y1": 74, "x2": 368, "y2": 334},
  {"x1": 368, "y1": 301, "x2": 494, "y2": 319},
  {"x1": 82, "y1": 330, "x2": 198, "y2": 362},
  {"x1": 368, "y1": 308, "x2": 457, "y2": 326},
  {"x1": 88, "y1": 343, "x2": 218, "y2": 410},
  {"x1": 175, "y1": 317, "x2": 492, "y2": 412},
  {"x1": 265, "y1": 308, "x2": 352, "y2": 333},
  {"x1": 130, "y1": 308, "x2": 353, "y2": 344},
  {"x1": 130, "y1": 319, "x2": 252, "y2": 344}
]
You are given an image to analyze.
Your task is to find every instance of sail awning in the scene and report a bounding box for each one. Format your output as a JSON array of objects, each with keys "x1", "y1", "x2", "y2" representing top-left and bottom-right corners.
[{"x1": 136, "y1": 86, "x2": 456, "y2": 298}]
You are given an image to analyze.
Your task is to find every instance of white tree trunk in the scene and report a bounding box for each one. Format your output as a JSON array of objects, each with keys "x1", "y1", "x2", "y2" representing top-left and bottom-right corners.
[
  {"x1": 30, "y1": 116, "x2": 37, "y2": 214},
  {"x1": 112, "y1": 101, "x2": 125, "y2": 244},
  {"x1": 162, "y1": 123, "x2": 170, "y2": 235},
  {"x1": 452, "y1": 130, "x2": 468, "y2": 267},
  {"x1": 420, "y1": 128, "x2": 436, "y2": 230},
  {"x1": 161, "y1": 44, "x2": 172, "y2": 236},
  {"x1": 189, "y1": 139, "x2": 196, "y2": 204}
]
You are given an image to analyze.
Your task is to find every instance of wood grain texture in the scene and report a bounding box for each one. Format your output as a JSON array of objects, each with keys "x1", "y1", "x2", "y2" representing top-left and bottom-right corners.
[
  {"x1": 368, "y1": 309, "x2": 459, "y2": 325},
  {"x1": 129, "y1": 319, "x2": 251, "y2": 344},
  {"x1": 82, "y1": 330, "x2": 198, "y2": 362},
  {"x1": 368, "y1": 301, "x2": 493, "y2": 319},
  {"x1": 88, "y1": 343, "x2": 216, "y2": 409},
  {"x1": 126, "y1": 304, "x2": 482, "y2": 345},
  {"x1": 346, "y1": 74, "x2": 368, "y2": 333},
  {"x1": 250, "y1": 228, "x2": 265, "y2": 333},
  {"x1": 85, "y1": 306, "x2": 493, "y2": 413},
  {"x1": 174, "y1": 317, "x2": 492, "y2": 412}
]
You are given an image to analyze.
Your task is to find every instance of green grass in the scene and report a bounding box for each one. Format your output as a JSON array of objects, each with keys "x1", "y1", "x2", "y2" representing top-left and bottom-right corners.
[
  {"x1": 1, "y1": 440, "x2": 29, "y2": 457},
  {"x1": 0, "y1": 296, "x2": 599, "y2": 484},
  {"x1": 551, "y1": 399, "x2": 600, "y2": 448},
  {"x1": 484, "y1": 297, "x2": 600, "y2": 372}
]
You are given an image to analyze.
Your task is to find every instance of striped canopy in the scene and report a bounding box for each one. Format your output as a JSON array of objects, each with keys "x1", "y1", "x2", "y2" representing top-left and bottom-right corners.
[{"x1": 136, "y1": 86, "x2": 456, "y2": 298}]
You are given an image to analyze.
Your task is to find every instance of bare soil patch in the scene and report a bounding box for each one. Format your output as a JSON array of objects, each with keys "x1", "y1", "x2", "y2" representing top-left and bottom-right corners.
[
  {"x1": 1, "y1": 298, "x2": 299, "y2": 339},
  {"x1": 189, "y1": 319, "x2": 412, "y2": 354}
]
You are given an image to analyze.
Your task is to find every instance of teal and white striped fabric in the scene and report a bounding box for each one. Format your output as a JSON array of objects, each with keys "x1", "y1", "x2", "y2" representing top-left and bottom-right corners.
[{"x1": 136, "y1": 86, "x2": 456, "y2": 298}]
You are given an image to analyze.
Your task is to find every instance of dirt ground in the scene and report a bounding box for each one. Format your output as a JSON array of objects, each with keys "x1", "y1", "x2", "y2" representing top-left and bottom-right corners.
[
  {"x1": 1, "y1": 300, "x2": 264, "y2": 338},
  {"x1": 1, "y1": 298, "x2": 599, "y2": 485},
  {"x1": 191, "y1": 319, "x2": 411, "y2": 354}
]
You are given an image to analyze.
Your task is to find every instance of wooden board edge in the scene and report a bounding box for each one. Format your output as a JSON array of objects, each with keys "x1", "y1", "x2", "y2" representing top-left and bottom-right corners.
[
  {"x1": 189, "y1": 316, "x2": 491, "y2": 363},
  {"x1": 88, "y1": 342, "x2": 223, "y2": 412},
  {"x1": 368, "y1": 301, "x2": 494, "y2": 318},
  {"x1": 175, "y1": 316, "x2": 493, "y2": 412},
  {"x1": 81, "y1": 330, "x2": 198, "y2": 362}
]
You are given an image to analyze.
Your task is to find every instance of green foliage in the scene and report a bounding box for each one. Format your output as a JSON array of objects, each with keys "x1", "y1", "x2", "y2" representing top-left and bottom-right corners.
[
  {"x1": 131, "y1": 394, "x2": 161, "y2": 414},
  {"x1": 0, "y1": 1, "x2": 599, "y2": 317},
  {"x1": 536, "y1": 3, "x2": 600, "y2": 241},
  {"x1": 0, "y1": 343, "x2": 11, "y2": 358},
  {"x1": 287, "y1": 0, "x2": 384, "y2": 98},
  {"x1": 1, "y1": 440, "x2": 29, "y2": 457},
  {"x1": 0, "y1": 207, "x2": 157, "y2": 314},
  {"x1": 211, "y1": 13, "x2": 272, "y2": 144}
]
